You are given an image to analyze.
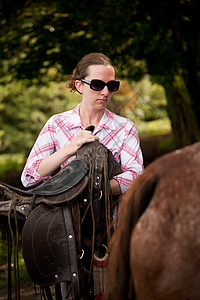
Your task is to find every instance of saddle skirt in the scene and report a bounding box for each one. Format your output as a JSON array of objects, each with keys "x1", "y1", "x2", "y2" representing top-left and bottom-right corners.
[{"x1": 22, "y1": 204, "x2": 78, "y2": 286}]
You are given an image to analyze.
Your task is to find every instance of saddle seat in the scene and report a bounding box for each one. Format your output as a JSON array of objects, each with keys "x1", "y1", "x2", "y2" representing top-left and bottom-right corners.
[
  {"x1": 1, "y1": 159, "x2": 88, "y2": 197},
  {"x1": 0, "y1": 159, "x2": 89, "y2": 221}
]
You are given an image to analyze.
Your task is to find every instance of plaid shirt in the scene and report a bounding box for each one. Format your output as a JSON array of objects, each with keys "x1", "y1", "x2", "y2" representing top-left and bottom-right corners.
[{"x1": 21, "y1": 104, "x2": 143, "y2": 193}]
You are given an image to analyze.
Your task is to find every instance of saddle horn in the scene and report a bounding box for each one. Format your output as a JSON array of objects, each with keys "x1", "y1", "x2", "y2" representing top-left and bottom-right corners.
[{"x1": 85, "y1": 125, "x2": 95, "y2": 133}]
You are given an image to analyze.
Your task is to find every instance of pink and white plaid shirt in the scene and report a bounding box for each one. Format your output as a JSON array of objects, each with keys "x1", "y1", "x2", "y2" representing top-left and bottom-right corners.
[{"x1": 21, "y1": 104, "x2": 143, "y2": 193}]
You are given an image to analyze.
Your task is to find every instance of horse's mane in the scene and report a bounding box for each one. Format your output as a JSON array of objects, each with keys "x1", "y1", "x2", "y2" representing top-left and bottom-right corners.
[{"x1": 105, "y1": 167, "x2": 158, "y2": 300}]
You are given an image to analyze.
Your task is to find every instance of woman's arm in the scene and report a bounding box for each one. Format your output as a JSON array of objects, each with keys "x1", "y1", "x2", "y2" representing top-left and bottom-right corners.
[
  {"x1": 37, "y1": 130, "x2": 99, "y2": 177},
  {"x1": 110, "y1": 178, "x2": 122, "y2": 196},
  {"x1": 113, "y1": 125, "x2": 144, "y2": 194}
]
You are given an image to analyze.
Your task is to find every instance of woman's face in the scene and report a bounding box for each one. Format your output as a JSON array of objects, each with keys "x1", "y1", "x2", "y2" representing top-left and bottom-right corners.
[{"x1": 76, "y1": 64, "x2": 116, "y2": 111}]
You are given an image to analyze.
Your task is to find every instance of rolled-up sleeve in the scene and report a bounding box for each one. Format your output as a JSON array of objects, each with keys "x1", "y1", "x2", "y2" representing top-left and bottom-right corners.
[
  {"x1": 113, "y1": 124, "x2": 143, "y2": 194},
  {"x1": 21, "y1": 117, "x2": 56, "y2": 187}
]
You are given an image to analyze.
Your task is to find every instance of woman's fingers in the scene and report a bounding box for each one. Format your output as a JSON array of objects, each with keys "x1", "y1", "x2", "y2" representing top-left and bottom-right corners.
[
  {"x1": 72, "y1": 130, "x2": 99, "y2": 149},
  {"x1": 62, "y1": 130, "x2": 100, "y2": 158}
]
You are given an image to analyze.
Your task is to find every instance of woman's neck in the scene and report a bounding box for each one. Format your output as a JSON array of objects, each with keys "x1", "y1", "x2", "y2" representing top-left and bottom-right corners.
[{"x1": 79, "y1": 103, "x2": 105, "y2": 129}]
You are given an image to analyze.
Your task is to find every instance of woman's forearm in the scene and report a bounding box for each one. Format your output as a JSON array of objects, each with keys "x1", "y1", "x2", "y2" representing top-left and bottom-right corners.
[
  {"x1": 110, "y1": 178, "x2": 122, "y2": 196},
  {"x1": 37, "y1": 129, "x2": 99, "y2": 177},
  {"x1": 36, "y1": 144, "x2": 75, "y2": 177}
]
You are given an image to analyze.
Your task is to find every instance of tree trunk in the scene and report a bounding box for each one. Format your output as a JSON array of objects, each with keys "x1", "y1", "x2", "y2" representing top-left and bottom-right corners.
[
  {"x1": 184, "y1": 43, "x2": 200, "y2": 130},
  {"x1": 165, "y1": 80, "x2": 200, "y2": 148}
]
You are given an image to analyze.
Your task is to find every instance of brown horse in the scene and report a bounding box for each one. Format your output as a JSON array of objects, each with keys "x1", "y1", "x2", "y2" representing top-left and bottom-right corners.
[{"x1": 105, "y1": 141, "x2": 200, "y2": 300}]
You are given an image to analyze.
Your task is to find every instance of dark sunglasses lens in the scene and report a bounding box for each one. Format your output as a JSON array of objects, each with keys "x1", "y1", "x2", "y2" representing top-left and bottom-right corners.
[
  {"x1": 91, "y1": 80, "x2": 105, "y2": 91},
  {"x1": 90, "y1": 79, "x2": 120, "y2": 92},
  {"x1": 107, "y1": 81, "x2": 120, "y2": 92}
]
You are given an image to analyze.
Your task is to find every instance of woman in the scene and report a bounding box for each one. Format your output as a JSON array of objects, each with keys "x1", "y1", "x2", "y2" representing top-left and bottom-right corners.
[{"x1": 21, "y1": 52, "x2": 143, "y2": 195}]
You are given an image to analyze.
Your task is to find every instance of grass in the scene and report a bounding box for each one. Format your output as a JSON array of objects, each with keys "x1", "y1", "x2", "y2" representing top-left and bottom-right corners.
[{"x1": 138, "y1": 118, "x2": 172, "y2": 138}]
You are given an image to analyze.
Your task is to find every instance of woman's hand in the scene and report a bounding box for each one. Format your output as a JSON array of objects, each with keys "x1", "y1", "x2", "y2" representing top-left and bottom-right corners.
[
  {"x1": 68, "y1": 129, "x2": 99, "y2": 156},
  {"x1": 37, "y1": 129, "x2": 99, "y2": 177}
]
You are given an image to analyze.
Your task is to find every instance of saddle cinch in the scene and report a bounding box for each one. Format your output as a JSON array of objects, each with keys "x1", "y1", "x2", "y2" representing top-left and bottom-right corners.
[{"x1": 0, "y1": 134, "x2": 122, "y2": 300}]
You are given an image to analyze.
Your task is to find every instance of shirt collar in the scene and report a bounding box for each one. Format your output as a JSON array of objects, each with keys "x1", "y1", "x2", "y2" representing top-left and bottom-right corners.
[
  {"x1": 96, "y1": 108, "x2": 115, "y2": 132},
  {"x1": 65, "y1": 103, "x2": 83, "y2": 130},
  {"x1": 68, "y1": 104, "x2": 115, "y2": 131}
]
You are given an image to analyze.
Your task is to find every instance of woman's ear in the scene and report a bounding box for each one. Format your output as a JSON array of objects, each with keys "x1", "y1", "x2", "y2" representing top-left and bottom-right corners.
[{"x1": 75, "y1": 80, "x2": 83, "y2": 94}]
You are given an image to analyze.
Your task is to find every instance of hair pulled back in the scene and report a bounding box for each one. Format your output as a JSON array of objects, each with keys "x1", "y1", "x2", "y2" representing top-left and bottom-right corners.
[{"x1": 67, "y1": 52, "x2": 114, "y2": 92}]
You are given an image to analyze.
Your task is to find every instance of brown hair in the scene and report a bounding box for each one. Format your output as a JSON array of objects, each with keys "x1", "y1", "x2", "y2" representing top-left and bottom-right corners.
[{"x1": 67, "y1": 52, "x2": 114, "y2": 92}]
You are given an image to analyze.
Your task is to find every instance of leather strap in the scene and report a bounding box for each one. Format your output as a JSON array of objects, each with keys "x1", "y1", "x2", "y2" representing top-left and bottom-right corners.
[
  {"x1": 62, "y1": 206, "x2": 80, "y2": 299},
  {"x1": 71, "y1": 200, "x2": 81, "y2": 257},
  {"x1": 7, "y1": 228, "x2": 12, "y2": 300}
]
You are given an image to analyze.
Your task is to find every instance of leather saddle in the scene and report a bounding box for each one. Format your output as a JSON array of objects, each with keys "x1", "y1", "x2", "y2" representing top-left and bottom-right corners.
[
  {"x1": 0, "y1": 134, "x2": 122, "y2": 299},
  {"x1": 0, "y1": 140, "x2": 121, "y2": 212},
  {"x1": 0, "y1": 159, "x2": 88, "y2": 221}
]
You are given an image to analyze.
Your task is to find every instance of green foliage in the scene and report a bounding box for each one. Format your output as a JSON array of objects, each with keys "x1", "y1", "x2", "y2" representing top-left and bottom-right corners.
[
  {"x1": 0, "y1": 81, "x2": 80, "y2": 155},
  {"x1": 0, "y1": 0, "x2": 199, "y2": 147},
  {"x1": 133, "y1": 76, "x2": 168, "y2": 122},
  {"x1": 114, "y1": 76, "x2": 171, "y2": 134},
  {"x1": 0, "y1": 0, "x2": 99, "y2": 82},
  {"x1": 139, "y1": 119, "x2": 172, "y2": 137},
  {"x1": 1, "y1": 0, "x2": 199, "y2": 84},
  {"x1": 0, "y1": 154, "x2": 24, "y2": 178}
]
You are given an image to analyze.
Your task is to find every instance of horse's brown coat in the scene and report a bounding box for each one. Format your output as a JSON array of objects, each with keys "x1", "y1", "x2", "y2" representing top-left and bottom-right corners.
[{"x1": 105, "y1": 142, "x2": 200, "y2": 300}]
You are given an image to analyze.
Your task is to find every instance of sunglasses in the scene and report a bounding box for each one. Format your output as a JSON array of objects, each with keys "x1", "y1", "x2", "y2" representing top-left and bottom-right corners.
[{"x1": 81, "y1": 79, "x2": 120, "y2": 92}]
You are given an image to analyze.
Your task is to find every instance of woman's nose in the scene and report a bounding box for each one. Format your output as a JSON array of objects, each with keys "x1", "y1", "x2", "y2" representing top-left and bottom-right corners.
[{"x1": 101, "y1": 86, "x2": 110, "y2": 95}]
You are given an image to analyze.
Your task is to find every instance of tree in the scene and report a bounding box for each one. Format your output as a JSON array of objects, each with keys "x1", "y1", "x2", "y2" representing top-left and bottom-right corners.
[
  {"x1": 0, "y1": 0, "x2": 200, "y2": 147},
  {"x1": 90, "y1": 0, "x2": 200, "y2": 147}
]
